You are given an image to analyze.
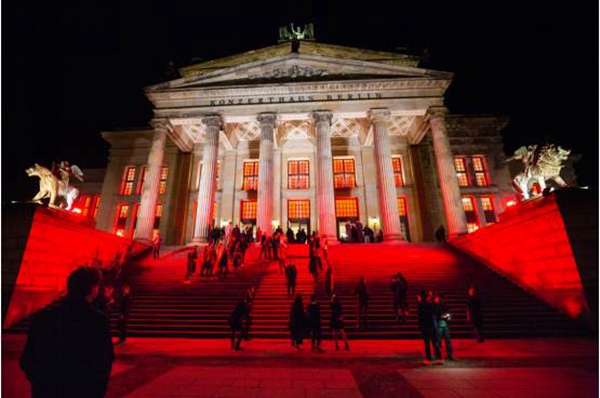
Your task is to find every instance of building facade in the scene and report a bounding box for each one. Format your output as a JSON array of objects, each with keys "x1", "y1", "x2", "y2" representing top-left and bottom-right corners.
[{"x1": 94, "y1": 40, "x2": 517, "y2": 244}]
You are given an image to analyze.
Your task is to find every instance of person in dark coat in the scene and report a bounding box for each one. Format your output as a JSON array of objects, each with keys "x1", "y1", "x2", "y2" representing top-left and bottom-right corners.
[
  {"x1": 285, "y1": 263, "x2": 298, "y2": 295},
  {"x1": 306, "y1": 295, "x2": 323, "y2": 352},
  {"x1": 116, "y1": 284, "x2": 131, "y2": 344},
  {"x1": 286, "y1": 228, "x2": 295, "y2": 243},
  {"x1": 354, "y1": 277, "x2": 369, "y2": 329},
  {"x1": 417, "y1": 290, "x2": 439, "y2": 364},
  {"x1": 324, "y1": 262, "x2": 334, "y2": 297},
  {"x1": 330, "y1": 294, "x2": 350, "y2": 351},
  {"x1": 467, "y1": 285, "x2": 484, "y2": 342},
  {"x1": 289, "y1": 294, "x2": 305, "y2": 348},
  {"x1": 435, "y1": 225, "x2": 446, "y2": 243},
  {"x1": 20, "y1": 266, "x2": 115, "y2": 398},
  {"x1": 229, "y1": 299, "x2": 250, "y2": 350},
  {"x1": 185, "y1": 248, "x2": 197, "y2": 281},
  {"x1": 308, "y1": 253, "x2": 322, "y2": 283},
  {"x1": 397, "y1": 272, "x2": 409, "y2": 321}
]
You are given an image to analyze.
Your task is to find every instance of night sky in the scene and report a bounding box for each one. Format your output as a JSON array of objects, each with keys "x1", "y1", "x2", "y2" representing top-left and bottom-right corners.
[{"x1": 3, "y1": 1, "x2": 598, "y2": 201}]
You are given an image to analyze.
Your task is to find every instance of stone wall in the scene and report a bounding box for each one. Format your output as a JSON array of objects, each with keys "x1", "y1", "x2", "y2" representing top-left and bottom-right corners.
[
  {"x1": 451, "y1": 189, "x2": 595, "y2": 324},
  {"x1": 2, "y1": 204, "x2": 148, "y2": 328}
]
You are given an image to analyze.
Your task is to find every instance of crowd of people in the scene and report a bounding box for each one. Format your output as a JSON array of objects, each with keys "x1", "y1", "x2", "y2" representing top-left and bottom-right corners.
[{"x1": 19, "y1": 228, "x2": 486, "y2": 396}]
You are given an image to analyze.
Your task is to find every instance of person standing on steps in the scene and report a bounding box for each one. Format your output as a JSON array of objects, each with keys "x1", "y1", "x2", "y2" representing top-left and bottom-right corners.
[
  {"x1": 435, "y1": 225, "x2": 446, "y2": 243},
  {"x1": 285, "y1": 263, "x2": 297, "y2": 296},
  {"x1": 324, "y1": 262, "x2": 334, "y2": 297},
  {"x1": 434, "y1": 293, "x2": 454, "y2": 362},
  {"x1": 467, "y1": 285, "x2": 485, "y2": 342},
  {"x1": 397, "y1": 272, "x2": 409, "y2": 322},
  {"x1": 152, "y1": 232, "x2": 163, "y2": 259},
  {"x1": 354, "y1": 276, "x2": 369, "y2": 329},
  {"x1": 229, "y1": 298, "x2": 250, "y2": 350},
  {"x1": 308, "y1": 252, "x2": 322, "y2": 283},
  {"x1": 330, "y1": 294, "x2": 350, "y2": 351},
  {"x1": 417, "y1": 290, "x2": 437, "y2": 365},
  {"x1": 289, "y1": 294, "x2": 305, "y2": 349},
  {"x1": 116, "y1": 284, "x2": 131, "y2": 344},
  {"x1": 306, "y1": 295, "x2": 323, "y2": 352}
]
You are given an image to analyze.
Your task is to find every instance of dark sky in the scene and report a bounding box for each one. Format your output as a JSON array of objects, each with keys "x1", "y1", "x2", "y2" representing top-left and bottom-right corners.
[{"x1": 3, "y1": 1, "x2": 598, "y2": 201}]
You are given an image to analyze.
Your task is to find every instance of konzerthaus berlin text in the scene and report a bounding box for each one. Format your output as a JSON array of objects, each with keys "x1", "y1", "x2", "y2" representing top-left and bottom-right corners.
[{"x1": 91, "y1": 39, "x2": 519, "y2": 244}]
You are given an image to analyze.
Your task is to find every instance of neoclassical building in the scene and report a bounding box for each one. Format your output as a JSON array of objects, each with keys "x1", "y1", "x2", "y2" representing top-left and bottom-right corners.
[{"x1": 93, "y1": 40, "x2": 516, "y2": 244}]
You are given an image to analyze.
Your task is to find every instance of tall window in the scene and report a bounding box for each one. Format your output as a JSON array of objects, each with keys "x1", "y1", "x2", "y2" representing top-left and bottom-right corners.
[
  {"x1": 472, "y1": 156, "x2": 490, "y2": 187},
  {"x1": 159, "y1": 167, "x2": 169, "y2": 194},
  {"x1": 120, "y1": 166, "x2": 136, "y2": 195},
  {"x1": 288, "y1": 160, "x2": 310, "y2": 189},
  {"x1": 137, "y1": 165, "x2": 169, "y2": 194},
  {"x1": 92, "y1": 196, "x2": 101, "y2": 219},
  {"x1": 240, "y1": 200, "x2": 257, "y2": 223},
  {"x1": 397, "y1": 196, "x2": 411, "y2": 242},
  {"x1": 462, "y1": 197, "x2": 479, "y2": 233},
  {"x1": 114, "y1": 204, "x2": 130, "y2": 236},
  {"x1": 480, "y1": 196, "x2": 497, "y2": 224},
  {"x1": 333, "y1": 158, "x2": 356, "y2": 189},
  {"x1": 242, "y1": 161, "x2": 259, "y2": 191},
  {"x1": 81, "y1": 195, "x2": 92, "y2": 217},
  {"x1": 335, "y1": 197, "x2": 359, "y2": 218},
  {"x1": 288, "y1": 200, "x2": 310, "y2": 219},
  {"x1": 454, "y1": 157, "x2": 469, "y2": 187},
  {"x1": 153, "y1": 203, "x2": 163, "y2": 235},
  {"x1": 392, "y1": 156, "x2": 404, "y2": 187}
]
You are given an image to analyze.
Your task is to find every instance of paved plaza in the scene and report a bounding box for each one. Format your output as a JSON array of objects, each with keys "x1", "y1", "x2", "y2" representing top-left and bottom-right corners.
[{"x1": 3, "y1": 335, "x2": 597, "y2": 397}]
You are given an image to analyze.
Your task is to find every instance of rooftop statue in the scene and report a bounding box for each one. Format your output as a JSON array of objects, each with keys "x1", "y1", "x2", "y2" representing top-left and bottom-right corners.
[
  {"x1": 278, "y1": 23, "x2": 315, "y2": 42},
  {"x1": 506, "y1": 143, "x2": 570, "y2": 200},
  {"x1": 26, "y1": 161, "x2": 84, "y2": 210}
]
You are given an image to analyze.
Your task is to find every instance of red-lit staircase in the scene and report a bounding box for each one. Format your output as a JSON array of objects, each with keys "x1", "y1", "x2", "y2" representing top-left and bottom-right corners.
[{"x1": 9, "y1": 243, "x2": 585, "y2": 339}]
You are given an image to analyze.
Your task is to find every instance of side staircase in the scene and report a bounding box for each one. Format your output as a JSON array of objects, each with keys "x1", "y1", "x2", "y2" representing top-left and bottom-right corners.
[{"x1": 8, "y1": 243, "x2": 586, "y2": 339}]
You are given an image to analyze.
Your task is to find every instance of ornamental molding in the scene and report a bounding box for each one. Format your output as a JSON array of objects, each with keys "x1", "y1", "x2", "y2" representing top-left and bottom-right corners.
[{"x1": 249, "y1": 65, "x2": 329, "y2": 79}]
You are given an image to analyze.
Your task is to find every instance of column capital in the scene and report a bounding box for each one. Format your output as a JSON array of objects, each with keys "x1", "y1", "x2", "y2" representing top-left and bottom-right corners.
[
  {"x1": 257, "y1": 112, "x2": 277, "y2": 127},
  {"x1": 150, "y1": 119, "x2": 171, "y2": 132},
  {"x1": 202, "y1": 115, "x2": 223, "y2": 129},
  {"x1": 312, "y1": 110, "x2": 333, "y2": 126},
  {"x1": 426, "y1": 106, "x2": 449, "y2": 120},
  {"x1": 368, "y1": 108, "x2": 391, "y2": 123}
]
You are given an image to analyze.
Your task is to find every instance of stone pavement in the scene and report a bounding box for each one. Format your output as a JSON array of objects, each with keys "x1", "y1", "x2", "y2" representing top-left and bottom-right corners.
[{"x1": 2, "y1": 334, "x2": 597, "y2": 397}]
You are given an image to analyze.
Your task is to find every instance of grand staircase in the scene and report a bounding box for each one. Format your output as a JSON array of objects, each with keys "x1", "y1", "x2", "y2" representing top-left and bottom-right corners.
[{"x1": 9, "y1": 243, "x2": 585, "y2": 339}]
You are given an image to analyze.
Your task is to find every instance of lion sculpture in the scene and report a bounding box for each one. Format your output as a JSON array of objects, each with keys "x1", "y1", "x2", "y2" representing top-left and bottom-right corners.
[
  {"x1": 26, "y1": 163, "x2": 82, "y2": 210},
  {"x1": 506, "y1": 143, "x2": 570, "y2": 200}
]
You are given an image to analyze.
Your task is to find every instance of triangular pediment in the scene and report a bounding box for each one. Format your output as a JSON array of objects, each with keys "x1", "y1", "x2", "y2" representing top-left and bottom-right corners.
[{"x1": 146, "y1": 43, "x2": 451, "y2": 92}]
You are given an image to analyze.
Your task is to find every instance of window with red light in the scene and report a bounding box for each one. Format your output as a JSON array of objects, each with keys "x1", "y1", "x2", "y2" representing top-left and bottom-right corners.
[
  {"x1": 454, "y1": 157, "x2": 469, "y2": 187},
  {"x1": 335, "y1": 197, "x2": 359, "y2": 218},
  {"x1": 137, "y1": 165, "x2": 168, "y2": 194},
  {"x1": 159, "y1": 166, "x2": 168, "y2": 194},
  {"x1": 462, "y1": 197, "x2": 479, "y2": 233},
  {"x1": 241, "y1": 200, "x2": 257, "y2": 222},
  {"x1": 242, "y1": 161, "x2": 259, "y2": 191},
  {"x1": 288, "y1": 160, "x2": 309, "y2": 189},
  {"x1": 81, "y1": 195, "x2": 92, "y2": 217},
  {"x1": 115, "y1": 204, "x2": 130, "y2": 236},
  {"x1": 480, "y1": 196, "x2": 497, "y2": 224},
  {"x1": 333, "y1": 158, "x2": 356, "y2": 189},
  {"x1": 392, "y1": 156, "x2": 404, "y2": 187},
  {"x1": 397, "y1": 197, "x2": 407, "y2": 216},
  {"x1": 120, "y1": 166, "x2": 136, "y2": 195},
  {"x1": 288, "y1": 200, "x2": 310, "y2": 219},
  {"x1": 472, "y1": 156, "x2": 489, "y2": 187},
  {"x1": 92, "y1": 196, "x2": 101, "y2": 219}
]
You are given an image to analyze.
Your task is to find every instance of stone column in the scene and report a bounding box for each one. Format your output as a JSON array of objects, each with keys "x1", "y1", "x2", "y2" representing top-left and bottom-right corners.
[
  {"x1": 428, "y1": 107, "x2": 468, "y2": 238},
  {"x1": 192, "y1": 115, "x2": 222, "y2": 243},
  {"x1": 256, "y1": 113, "x2": 276, "y2": 235},
  {"x1": 313, "y1": 111, "x2": 338, "y2": 241},
  {"x1": 369, "y1": 109, "x2": 403, "y2": 241},
  {"x1": 134, "y1": 120, "x2": 168, "y2": 241}
]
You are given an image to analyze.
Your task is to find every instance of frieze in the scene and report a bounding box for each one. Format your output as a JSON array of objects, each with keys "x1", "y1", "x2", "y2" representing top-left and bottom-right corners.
[{"x1": 248, "y1": 65, "x2": 329, "y2": 79}]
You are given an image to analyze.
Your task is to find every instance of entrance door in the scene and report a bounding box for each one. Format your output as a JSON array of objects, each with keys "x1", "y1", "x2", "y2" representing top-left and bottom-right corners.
[
  {"x1": 240, "y1": 199, "x2": 257, "y2": 240},
  {"x1": 397, "y1": 197, "x2": 411, "y2": 242},
  {"x1": 288, "y1": 199, "x2": 310, "y2": 243},
  {"x1": 335, "y1": 197, "x2": 359, "y2": 242}
]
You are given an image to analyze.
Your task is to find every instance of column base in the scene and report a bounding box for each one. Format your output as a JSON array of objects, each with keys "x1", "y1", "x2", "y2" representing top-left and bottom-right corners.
[
  {"x1": 192, "y1": 237, "x2": 209, "y2": 244},
  {"x1": 134, "y1": 238, "x2": 153, "y2": 246},
  {"x1": 382, "y1": 233, "x2": 407, "y2": 243}
]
